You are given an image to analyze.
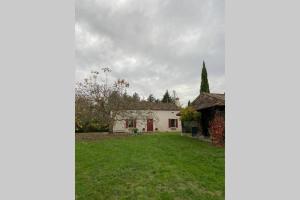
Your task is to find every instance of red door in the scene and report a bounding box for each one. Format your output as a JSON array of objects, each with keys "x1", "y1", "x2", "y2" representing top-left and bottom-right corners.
[{"x1": 147, "y1": 119, "x2": 153, "y2": 132}]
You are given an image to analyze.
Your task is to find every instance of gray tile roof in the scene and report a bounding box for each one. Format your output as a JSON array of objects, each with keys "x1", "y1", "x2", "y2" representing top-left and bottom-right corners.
[
  {"x1": 191, "y1": 92, "x2": 225, "y2": 110},
  {"x1": 126, "y1": 101, "x2": 181, "y2": 111}
]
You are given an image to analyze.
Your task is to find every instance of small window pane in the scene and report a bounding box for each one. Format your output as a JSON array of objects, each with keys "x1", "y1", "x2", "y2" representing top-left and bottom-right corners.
[
  {"x1": 128, "y1": 119, "x2": 135, "y2": 128},
  {"x1": 170, "y1": 119, "x2": 176, "y2": 127}
]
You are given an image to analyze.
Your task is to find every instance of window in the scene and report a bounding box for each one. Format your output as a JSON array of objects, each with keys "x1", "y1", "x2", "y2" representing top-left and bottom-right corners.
[
  {"x1": 128, "y1": 119, "x2": 134, "y2": 128},
  {"x1": 168, "y1": 119, "x2": 178, "y2": 128},
  {"x1": 125, "y1": 119, "x2": 136, "y2": 128}
]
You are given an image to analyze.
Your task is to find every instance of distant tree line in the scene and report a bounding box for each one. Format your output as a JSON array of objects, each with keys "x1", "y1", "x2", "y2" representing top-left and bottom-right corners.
[
  {"x1": 120, "y1": 90, "x2": 178, "y2": 104},
  {"x1": 146, "y1": 90, "x2": 178, "y2": 104}
]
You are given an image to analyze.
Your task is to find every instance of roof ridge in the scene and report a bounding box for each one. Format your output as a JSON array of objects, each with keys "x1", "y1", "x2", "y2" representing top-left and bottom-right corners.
[{"x1": 190, "y1": 92, "x2": 225, "y2": 110}]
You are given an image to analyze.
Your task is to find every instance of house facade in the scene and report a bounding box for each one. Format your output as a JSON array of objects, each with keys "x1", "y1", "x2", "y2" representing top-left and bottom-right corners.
[{"x1": 113, "y1": 102, "x2": 181, "y2": 133}]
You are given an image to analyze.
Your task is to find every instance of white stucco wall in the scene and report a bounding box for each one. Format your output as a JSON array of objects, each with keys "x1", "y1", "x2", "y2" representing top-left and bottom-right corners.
[{"x1": 113, "y1": 110, "x2": 181, "y2": 133}]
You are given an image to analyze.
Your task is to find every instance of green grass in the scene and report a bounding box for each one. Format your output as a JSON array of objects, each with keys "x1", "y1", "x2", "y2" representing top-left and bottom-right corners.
[{"x1": 76, "y1": 133, "x2": 224, "y2": 200}]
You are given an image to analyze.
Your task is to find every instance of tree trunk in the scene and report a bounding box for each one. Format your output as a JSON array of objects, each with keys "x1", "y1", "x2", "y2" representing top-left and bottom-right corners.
[{"x1": 108, "y1": 123, "x2": 113, "y2": 134}]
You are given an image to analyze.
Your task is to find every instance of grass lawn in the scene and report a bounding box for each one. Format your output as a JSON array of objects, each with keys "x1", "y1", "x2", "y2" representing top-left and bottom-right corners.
[{"x1": 76, "y1": 133, "x2": 224, "y2": 200}]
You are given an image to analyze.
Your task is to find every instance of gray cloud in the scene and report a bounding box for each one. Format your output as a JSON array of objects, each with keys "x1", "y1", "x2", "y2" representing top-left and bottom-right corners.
[{"x1": 76, "y1": 0, "x2": 224, "y2": 105}]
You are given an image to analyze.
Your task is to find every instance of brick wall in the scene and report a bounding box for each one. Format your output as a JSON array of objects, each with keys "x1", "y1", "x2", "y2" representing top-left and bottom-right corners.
[{"x1": 209, "y1": 112, "x2": 225, "y2": 147}]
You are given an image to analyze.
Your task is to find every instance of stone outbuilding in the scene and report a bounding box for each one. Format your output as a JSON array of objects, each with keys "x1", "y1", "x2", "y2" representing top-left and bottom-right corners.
[{"x1": 191, "y1": 92, "x2": 225, "y2": 147}]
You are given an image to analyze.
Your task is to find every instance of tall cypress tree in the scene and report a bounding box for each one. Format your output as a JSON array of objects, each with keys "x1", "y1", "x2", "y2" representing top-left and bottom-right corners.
[{"x1": 200, "y1": 61, "x2": 210, "y2": 93}]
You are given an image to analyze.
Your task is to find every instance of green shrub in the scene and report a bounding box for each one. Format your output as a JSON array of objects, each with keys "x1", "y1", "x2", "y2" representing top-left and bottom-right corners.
[
  {"x1": 180, "y1": 106, "x2": 201, "y2": 122},
  {"x1": 133, "y1": 128, "x2": 138, "y2": 134}
]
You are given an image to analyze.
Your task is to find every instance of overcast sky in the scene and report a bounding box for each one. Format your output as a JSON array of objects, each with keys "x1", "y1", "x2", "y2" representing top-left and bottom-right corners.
[{"x1": 75, "y1": 0, "x2": 224, "y2": 106}]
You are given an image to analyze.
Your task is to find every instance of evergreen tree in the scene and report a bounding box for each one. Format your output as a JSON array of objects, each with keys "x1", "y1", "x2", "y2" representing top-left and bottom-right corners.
[
  {"x1": 188, "y1": 100, "x2": 191, "y2": 106},
  {"x1": 147, "y1": 94, "x2": 155, "y2": 102},
  {"x1": 161, "y1": 90, "x2": 173, "y2": 103},
  {"x1": 132, "y1": 92, "x2": 140, "y2": 101},
  {"x1": 123, "y1": 91, "x2": 129, "y2": 99},
  {"x1": 200, "y1": 61, "x2": 210, "y2": 93},
  {"x1": 170, "y1": 90, "x2": 177, "y2": 104}
]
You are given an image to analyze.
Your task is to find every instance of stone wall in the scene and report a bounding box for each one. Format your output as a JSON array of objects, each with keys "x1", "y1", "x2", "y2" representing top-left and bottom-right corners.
[{"x1": 209, "y1": 112, "x2": 225, "y2": 147}]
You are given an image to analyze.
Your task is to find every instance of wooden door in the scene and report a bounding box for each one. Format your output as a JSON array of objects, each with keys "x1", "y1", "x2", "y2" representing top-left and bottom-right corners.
[{"x1": 147, "y1": 119, "x2": 153, "y2": 132}]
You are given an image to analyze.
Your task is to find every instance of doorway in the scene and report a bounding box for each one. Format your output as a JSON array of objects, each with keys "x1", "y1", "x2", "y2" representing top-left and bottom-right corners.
[{"x1": 147, "y1": 119, "x2": 153, "y2": 132}]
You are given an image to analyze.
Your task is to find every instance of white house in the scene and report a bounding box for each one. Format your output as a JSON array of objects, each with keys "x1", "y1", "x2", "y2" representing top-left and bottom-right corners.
[{"x1": 113, "y1": 101, "x2": 181, "y2": 133}]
